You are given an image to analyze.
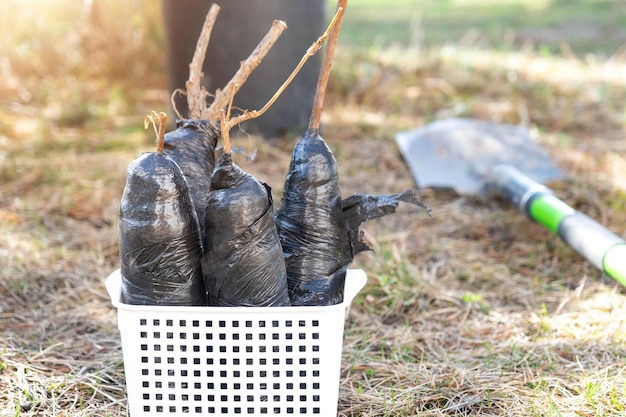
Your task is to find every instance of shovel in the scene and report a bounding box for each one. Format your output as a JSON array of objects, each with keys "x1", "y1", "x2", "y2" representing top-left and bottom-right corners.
[{"x1": 395, "y1": 118, "x2": 626, "y2": 286}]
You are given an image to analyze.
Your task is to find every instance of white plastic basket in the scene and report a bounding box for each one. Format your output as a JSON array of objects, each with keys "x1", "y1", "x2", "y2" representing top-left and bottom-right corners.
[{"x1": 105, "y1": 269, "x2": 367, "y2": 416}]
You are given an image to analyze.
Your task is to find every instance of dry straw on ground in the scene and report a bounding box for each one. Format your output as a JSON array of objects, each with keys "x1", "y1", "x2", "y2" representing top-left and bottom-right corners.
[{"x1": 1, "y1": 1, "x2": 626, "y2": 416}]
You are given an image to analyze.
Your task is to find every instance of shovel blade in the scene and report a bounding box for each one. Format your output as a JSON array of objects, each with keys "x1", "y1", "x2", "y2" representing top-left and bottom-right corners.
[{"x1": 395, "y1": 118, "x2": 564, "y2": 195}]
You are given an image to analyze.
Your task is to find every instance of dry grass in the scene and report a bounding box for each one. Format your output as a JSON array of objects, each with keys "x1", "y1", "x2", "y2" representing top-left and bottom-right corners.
[{"x1": 1, "y1": 1, "x2": 626, "y2": 416}]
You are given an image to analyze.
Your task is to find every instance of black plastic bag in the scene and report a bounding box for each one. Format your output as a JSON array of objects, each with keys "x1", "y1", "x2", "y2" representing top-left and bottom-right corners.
[
  {"x1": 275, "y1": 128, "x2": 346, "y2": 306},
  {"x1": 201, "y1": 152, "x2": 290, "y2": 307},
  {"x1": 163, "y1": 119, "x2": 219, "y2": 242},
  {"x1": 119, "y1": 151, "x2": 207, "y2": 306},
  {"x1": 276, "y1": 130, "x2": 431, "y2": 306},
  {"x1": 341, "y1": 190, "x2": 431, "y2": 263}
]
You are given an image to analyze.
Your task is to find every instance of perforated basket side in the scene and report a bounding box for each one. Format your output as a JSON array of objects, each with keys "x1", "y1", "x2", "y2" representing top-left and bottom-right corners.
[{"x1": 106, "y1": 269, "x2": 367, "y2": 416}]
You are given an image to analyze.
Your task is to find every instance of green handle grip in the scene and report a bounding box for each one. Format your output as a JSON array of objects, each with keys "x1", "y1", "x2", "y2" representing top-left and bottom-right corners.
[{"x1": 490, "y1": 165, "x2": 626, "y2": 286}]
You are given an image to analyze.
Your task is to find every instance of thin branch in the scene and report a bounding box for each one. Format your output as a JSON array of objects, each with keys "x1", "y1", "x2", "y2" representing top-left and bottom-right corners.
[
  {"x1": 309, "y1": 0, "x2": 348, "y2": 130},
  {"x1": 225, "y1": 6, "x2": 345, "y2": 130},
  {"x1": 220, "y1": 109, "x2": 230, "y2": 154},
  {"x1": 185, "y1": 3, "x2": 221, "y2": 120},
  {"x1": 204, "y1": 19, "x2": 288, "y2": 121},
  {"x1": 145, "y1": 111, "x2": 168, "y2": 154},
  {"x1": 170, "y1": 88, "x2": 186, "y2": 120},
  {"x1": 220, "y1": 84, "x2": 237, "y2": 154}
]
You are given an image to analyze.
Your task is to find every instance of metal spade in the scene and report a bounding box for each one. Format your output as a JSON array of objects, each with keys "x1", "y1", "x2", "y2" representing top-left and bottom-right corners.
[{"x1": 396, "y1": 118, "x2": 626, "y2": 286}]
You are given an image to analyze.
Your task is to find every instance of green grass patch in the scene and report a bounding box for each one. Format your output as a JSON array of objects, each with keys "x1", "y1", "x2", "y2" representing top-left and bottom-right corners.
[{"x1": 335, "y1": 0, "x2": 626, "y2": 56}]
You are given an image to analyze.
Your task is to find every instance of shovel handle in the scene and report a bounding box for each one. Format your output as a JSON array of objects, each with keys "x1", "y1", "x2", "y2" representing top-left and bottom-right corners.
[{"x1": 491, "y1": 165, "x2": 626, "y2": 286}]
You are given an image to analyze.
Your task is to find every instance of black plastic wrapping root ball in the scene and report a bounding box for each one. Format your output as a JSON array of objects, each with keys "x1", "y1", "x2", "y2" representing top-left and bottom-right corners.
[
  {"x1": 119, "y1": 151, "x2": 207, "y2": 306},
  {"x1": 276, "y1": 129, "x2": 432, "y2": 307},
  {"x1": 275, "y1": 128, "x2": 346, "y2": 306},
  {"x1": 341, "y1": 190, "x2": 431, "y2": 262},
  {"x1": 163, "y1": 119, "x2": 219, "y2": 243},
  {"x1": 201, "y1": 152, "x2": 290, "y2": 307}
]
